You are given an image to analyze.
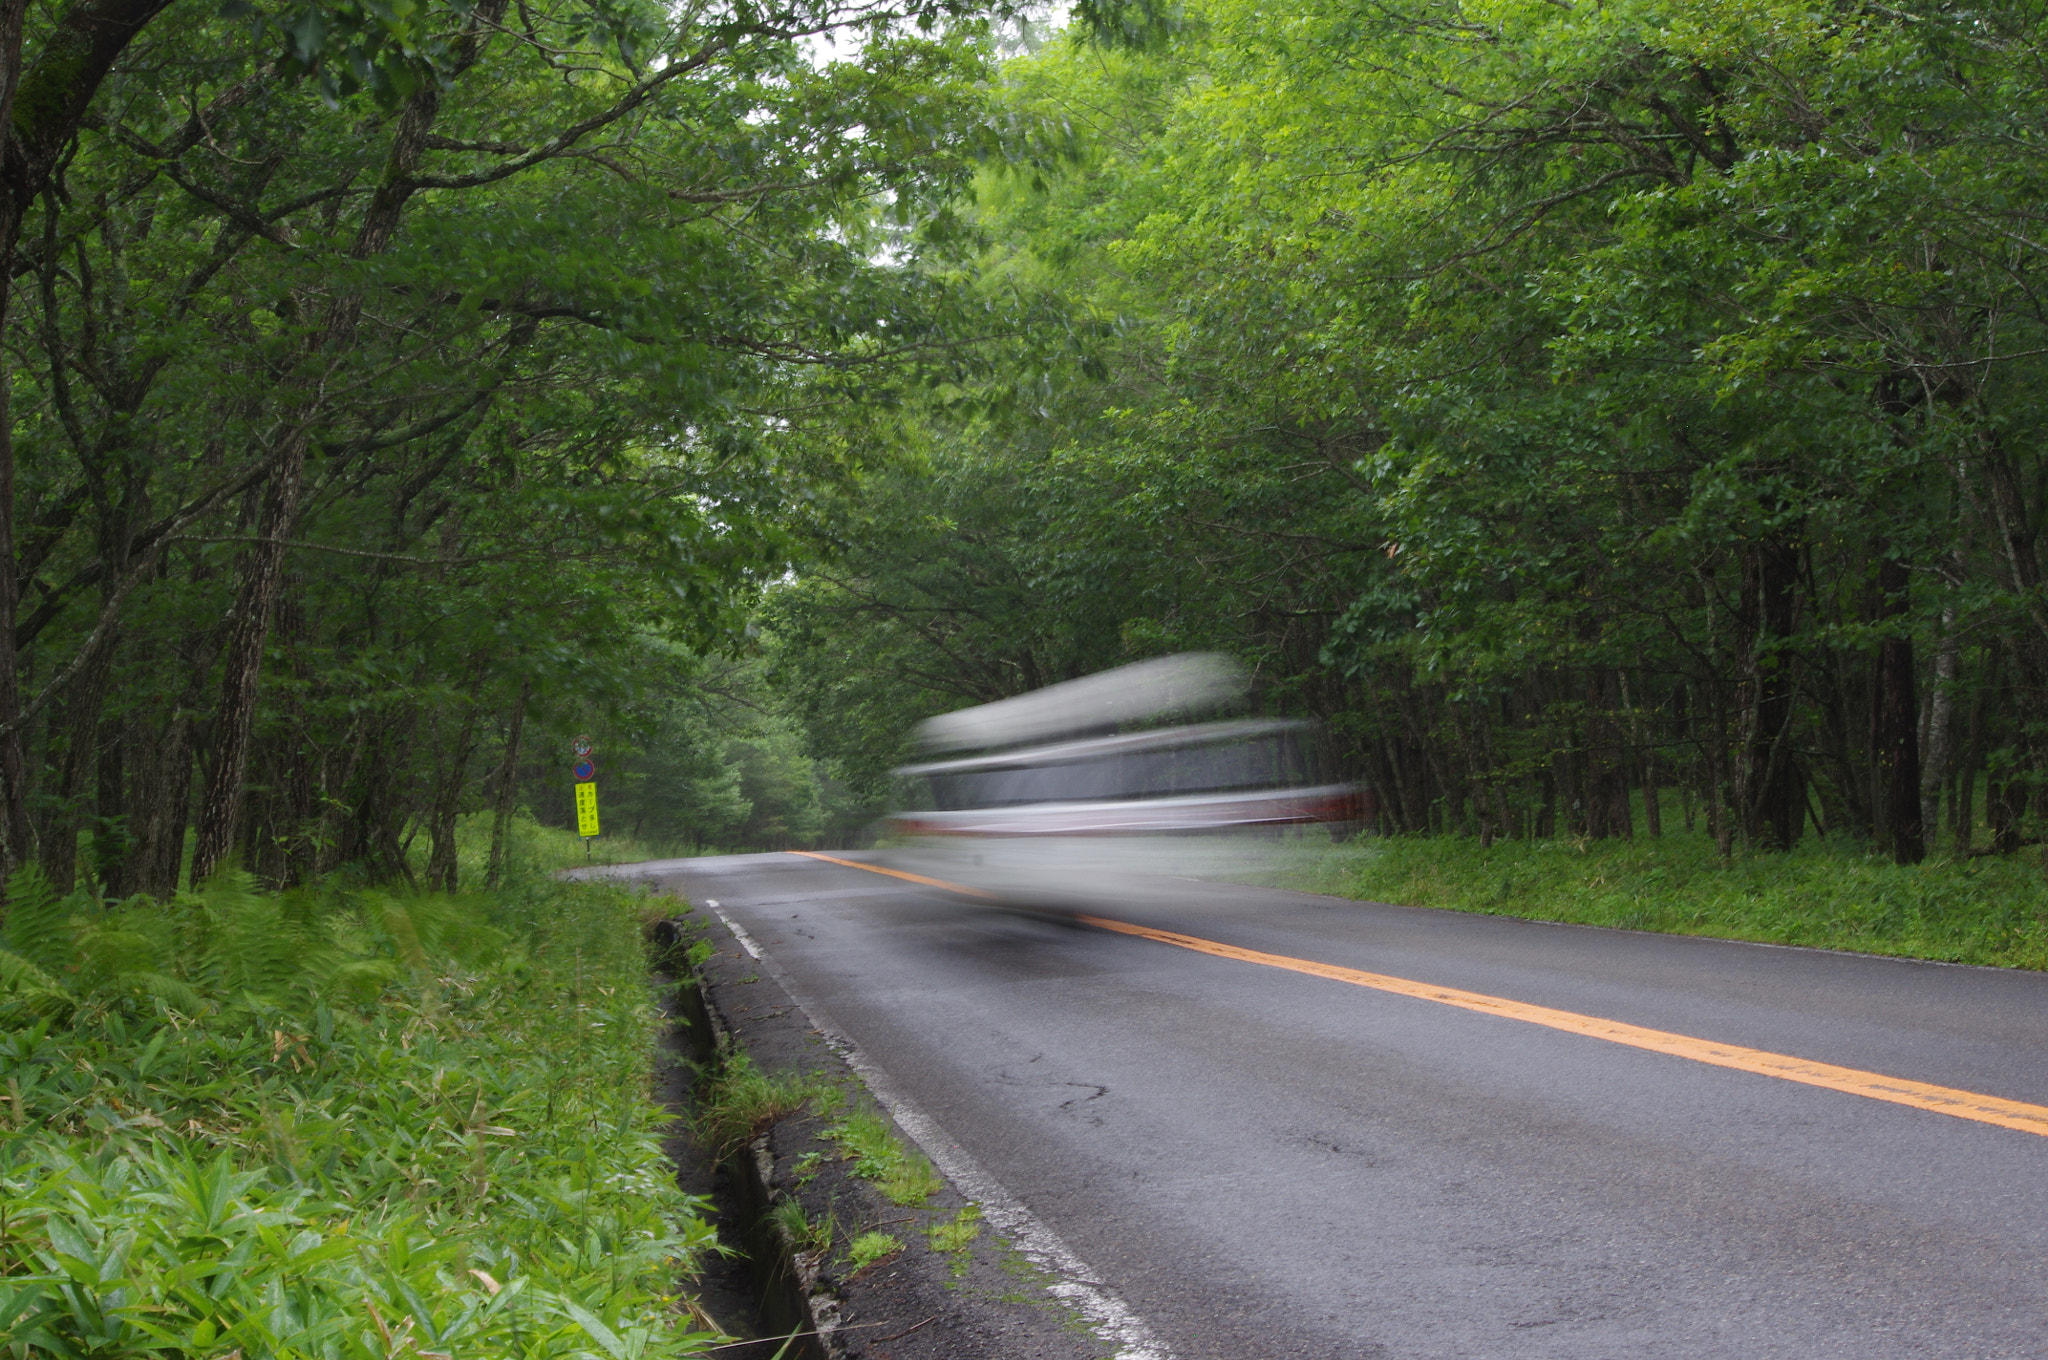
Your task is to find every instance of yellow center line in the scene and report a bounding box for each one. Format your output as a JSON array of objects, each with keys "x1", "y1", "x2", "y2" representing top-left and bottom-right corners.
[
  {"x1": 790, "y1": 849, "x2": 999, "y2": 898},
  {"x1": 1079, "y1": 915, "x2": 2048, "y2": 1137},
  {"x1": 784, "y1": 851, "x2": 2048, "y2": 1138}
]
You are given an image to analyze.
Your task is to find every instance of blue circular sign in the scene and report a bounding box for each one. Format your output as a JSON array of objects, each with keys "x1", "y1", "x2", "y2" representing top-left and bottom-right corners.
[{"x1": 573, "y1": 759, "x2": 596, "y2": 782}]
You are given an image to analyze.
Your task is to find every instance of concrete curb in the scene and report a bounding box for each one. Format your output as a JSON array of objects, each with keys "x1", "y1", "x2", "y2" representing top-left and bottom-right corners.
[
  {"x1": 655, "y1": 921, "x2": 846, "y2": 1360},
  {"x1": 647, "y1": 898, "x2": 1134, "y2": 1360}
]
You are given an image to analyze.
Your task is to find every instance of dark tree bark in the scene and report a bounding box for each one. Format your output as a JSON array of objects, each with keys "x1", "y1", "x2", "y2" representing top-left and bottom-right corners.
[
  {"x1": 42, "y1": 637, "x2": 115, "y2": 892},
  {"x1": 189, "y1": 6, "x2": 513, "y2": 882},
  {"x1": 425, "y1": 696, "x2": 481, "y2": 893},
  {"x1": 1597, "y1": 669, "x2": 1634, "y2": 840},
  {"x1": 338, "y1": 711, "x2": 419, "y2": 886},
  {"x1": 1988, "y1": 764, "x2": 2026, "y2": 855},
  {"x1": 1921, "y1": 597, "x2": 1958, "y2": 847},
  {"x1": 269, "y1": 587, "x2": 317, "y2": 887},
  {"x1": 93, "y1": 719, "x2": 124, "y2": 894},
  {"x1": 485, "y1": 677, "x2": 529, "y2": 888},
  {"x1": 1738, "y1": 538, "x2": 1804, "y2": 850},
  {"x1": 314, "y1": 717, "x2": 369, "y2": 878},
  {"x1": 1952, "y1": 649, "x2": 1990, "y2": 856},
  {"x1": 189, "y1": 445, "x2": 305, "y2": 881},
  {"x1": 132, "y1": 714, "x2": 194, "y2": 896},
  {"x1": 0, "y1": 0, "x2": 178, "y2": 875},
  {"x1": 1870, "y1": 549, "x2": 1924, "y2": 864}
]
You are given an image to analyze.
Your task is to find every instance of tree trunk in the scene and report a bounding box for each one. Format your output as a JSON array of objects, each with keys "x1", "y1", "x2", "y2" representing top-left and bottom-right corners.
[
  {"x1": 426, "y1": 698, "x2": 482, "y2": 894},
  {"x1": 188, "y1": 441, "x2": 306, "y2": 882},
  {"x1": 1625, "y1": 674, "x2": 1661, "y2": 838},
  {"x1": 42, "y1": 637, "x2": 116, "y2": 892},
  {"x1": 186, "y1": 42, "x2": 488, "y2": 882},
  {"x1": 485, "y1": 678, "x2": 529, "y2": 888},
  {"x1": 342, "y1": 709, "x2": 420, "y2": 886},
  {"x1": 1870, "y1": 549, "x2": 1924, "y2": 864},
  {"x1": 1704, "y1": 673, "x2": 1733, "y2": 862},
  {"x1": 92, "y1": 720, "x2": 124, "y2": 895},
  {"x1": 270, "y1": 598, "x2": 319, "y2": 888},
  {"x1": 1921, "y1": 599, "x2": 1958, "y2": 855},
  {"x1": 0, "y1": 0, "x2": 179, "y2": 879},
  {"x1": 135, "y1": 716, "x2": 195, "y2": 896},
  {"x1": 1952, "y1": 646, "x2": 1993, "y2": 856},
  {"x1": 1738, "y1": 538, "x2": 1804, "y2": 850},
  {"x1": 0, "y1": 0, "x2": 26, "y2": 865},
  {"x1": 1640, "y1": 750, "x2": 1661, "y2": 837},
  {"x1": 1989, "y1": 764, "x2": 2026, "y2": 855}
]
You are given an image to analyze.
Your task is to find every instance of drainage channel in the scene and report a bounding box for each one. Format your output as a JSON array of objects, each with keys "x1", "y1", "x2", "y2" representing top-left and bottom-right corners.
[{"x1": 646, "y1": 905, "x2": 1156, "y2": 1360}]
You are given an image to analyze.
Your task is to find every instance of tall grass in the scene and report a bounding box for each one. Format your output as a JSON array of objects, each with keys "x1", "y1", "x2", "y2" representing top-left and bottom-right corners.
[
  {"x1": 437, "y1": 811, "x2": 682, "y2": 883},
  {"x1": 0, "y1": 869, "x2": 720, "y2": 1358},
  {"x1": 1282, "y1": 828, "x2": 2048, "y2": 969}
]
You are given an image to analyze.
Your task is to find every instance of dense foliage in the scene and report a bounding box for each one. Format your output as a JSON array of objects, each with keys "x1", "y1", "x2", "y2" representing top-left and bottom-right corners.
[
  {"x1": 0, "y1": 0, "x2": 1009, "y2": 890},
  {"x1": 1288, "y1": 834, "x2": 2048, "y2": 968},
  {"x1": 0, "y1": 871, "x2": 711, "y2": 1358},
  {"x1": 767, "y1": 0, "x2": 2048, "y2": 867}
]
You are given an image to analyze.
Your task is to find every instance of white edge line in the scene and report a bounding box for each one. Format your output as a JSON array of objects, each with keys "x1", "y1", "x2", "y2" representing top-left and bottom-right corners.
[{"x1": 702, "y1": 897, "x2": 1175, "y2": 1360}]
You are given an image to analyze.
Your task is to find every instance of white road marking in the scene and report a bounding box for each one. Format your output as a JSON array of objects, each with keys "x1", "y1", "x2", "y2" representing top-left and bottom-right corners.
[{"x1": 702, "y1": 898, "x2": 1175, "y2": 1360}]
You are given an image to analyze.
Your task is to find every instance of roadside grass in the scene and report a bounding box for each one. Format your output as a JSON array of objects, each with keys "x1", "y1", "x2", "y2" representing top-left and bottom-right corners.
[
  {"x1": 1279, "y1": 827, "x2": 2048, "y2": 969},
  {"x1": 844, "y1": 1231, "x2": 903, "y2": 1275},
  {"x1": 927, "y1": 1204, "x2": 982, "y2": 1254},
  {"x1": 769, "y1": 1197, "x2": 835, "y2": 1256},
  {"x1": 445, "y1": 810, "x2": 677, "y2": 881},
  {"x1": 694, "y1": 1054, "x2": 836, "y2": 1158},
  {"x1": 927, "y1": 1205, "x2": 982, "y2": 1276},
  {"x1": 824, "y1": 1108, "x2": 942, "y2": 1207},
  {"x1": 0, "y1": 868, "x2": 721, "y2": 1357}
]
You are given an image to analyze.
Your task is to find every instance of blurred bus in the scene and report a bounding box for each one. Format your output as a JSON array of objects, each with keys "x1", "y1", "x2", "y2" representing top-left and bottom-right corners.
[{"x1": 881, "y1": 656, "x2": 1364, "y2": 908}]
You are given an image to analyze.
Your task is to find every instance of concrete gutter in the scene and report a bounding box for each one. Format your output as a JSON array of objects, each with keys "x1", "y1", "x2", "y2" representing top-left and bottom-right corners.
[
  {"x1": 647, "y1": 907, "x2": 1129, "y2": 1360},
  {"x1": 657, "y1": 919, "x2": 842, "y2": 1359}
]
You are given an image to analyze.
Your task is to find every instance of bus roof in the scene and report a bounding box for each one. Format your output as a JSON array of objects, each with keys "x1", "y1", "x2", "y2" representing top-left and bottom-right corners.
[
  {"x1": 913, "y1": 653, "x2": 1246, "y2": 752},
  {"x1": 894, "y1": 717, "x2": 1309, "y2": 778}
]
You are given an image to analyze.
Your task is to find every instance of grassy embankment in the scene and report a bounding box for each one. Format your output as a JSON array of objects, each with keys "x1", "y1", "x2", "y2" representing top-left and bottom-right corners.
[
  {"x1": 0, "y1": 868, "x2": 720, "y2": 1357},
  {"x1": 1284, "y1": 826, "x2": 2048, "y2": 970},
  {"x1": 436, "y1": 811, "x2": 678, "y2": 881}
]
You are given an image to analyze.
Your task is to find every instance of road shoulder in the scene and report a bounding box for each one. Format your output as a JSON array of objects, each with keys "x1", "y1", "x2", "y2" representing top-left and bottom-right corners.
[{"x1": 659, "y1": 895, "x2": 1119, "y2": 1360}]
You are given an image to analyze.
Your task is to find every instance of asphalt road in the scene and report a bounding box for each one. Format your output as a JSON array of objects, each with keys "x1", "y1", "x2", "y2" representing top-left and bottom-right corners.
[{"x1": 622, "y1": 851, "x2": 2048, "y2": 1360}]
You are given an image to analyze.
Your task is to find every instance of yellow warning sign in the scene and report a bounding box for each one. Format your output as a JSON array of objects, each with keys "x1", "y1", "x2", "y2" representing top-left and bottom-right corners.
[{"x1": 575, "y1": 782, "x2": 601, "y2": 838}]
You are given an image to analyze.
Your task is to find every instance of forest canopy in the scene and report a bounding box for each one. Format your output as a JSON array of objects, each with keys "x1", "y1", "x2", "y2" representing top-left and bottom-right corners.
[
  {"x1": 767, "y1": 0, "x2": 2048, "y2": 868},
  {"x1": 8, "y1": 0, "x2": 2048, "y2": 888},
  {"x1": 0, "y1": 0, "x2": 1008, "y2": 889}
]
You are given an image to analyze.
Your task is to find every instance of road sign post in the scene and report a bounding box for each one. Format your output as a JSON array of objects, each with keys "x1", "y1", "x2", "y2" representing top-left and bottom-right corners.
[{"x1": 572, "y1": 739, "x2": 599, "y2": 855}]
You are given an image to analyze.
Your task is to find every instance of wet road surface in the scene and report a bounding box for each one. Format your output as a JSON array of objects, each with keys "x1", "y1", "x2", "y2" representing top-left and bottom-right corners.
[{"x1": 615, "y1": 852, "x2": 2048, "y2": 1360}]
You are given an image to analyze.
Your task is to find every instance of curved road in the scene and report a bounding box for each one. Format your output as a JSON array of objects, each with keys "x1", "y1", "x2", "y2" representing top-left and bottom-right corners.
[{"x1": 622, "y1": 851, "x2": 2048, "y2": 1359}]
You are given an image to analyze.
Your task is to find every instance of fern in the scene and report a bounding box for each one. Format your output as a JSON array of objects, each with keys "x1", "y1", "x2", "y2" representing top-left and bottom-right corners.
[
  {"x1": 74, "y1": 923, "x2": 204, "y2": 1013},
  {"x1": 328, "y1": 957, "x2": 403, "y2": 1005},
  {"x1": 183, "y1": 873, "x2": 308, "y2": 1001},
  {"x1": 0, "y1": 945, "x2": 73, "y2": 1021},
  {"x1": 371, "y1": 892, "x2": 431, "y2": 972},
  {"x1": 0, "y1": 865, "x2": 73, "y2": 972},
  {"x1": 2, "y1": 870, "x2": 516, "y2": 1024}
]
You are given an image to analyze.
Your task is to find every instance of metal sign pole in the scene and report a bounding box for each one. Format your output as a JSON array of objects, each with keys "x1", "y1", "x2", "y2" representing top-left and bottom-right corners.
[{"x1": 572, "y1": 737, "x2": 601, "y2": 855}]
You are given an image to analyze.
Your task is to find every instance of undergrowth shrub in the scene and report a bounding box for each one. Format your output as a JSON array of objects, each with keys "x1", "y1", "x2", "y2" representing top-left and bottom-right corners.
[
  {"x1": 0, "y1": 871, "x2": 718, "y2": 1358},
  {"x1": 693, "y1": 1053, "x2": 828, "y2": 1159},
  {"x1": 824, "y1": 1108, "x2": 941, "y2": 1208},
  {"x1": 1283, "y1": 831, "x2": 2048, "y2": 968}
]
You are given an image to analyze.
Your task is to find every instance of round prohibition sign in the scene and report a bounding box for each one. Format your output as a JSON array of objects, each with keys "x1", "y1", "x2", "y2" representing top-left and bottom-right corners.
[{"x1": 573, "y1": 759, "x2": 596, "y2": 782}]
